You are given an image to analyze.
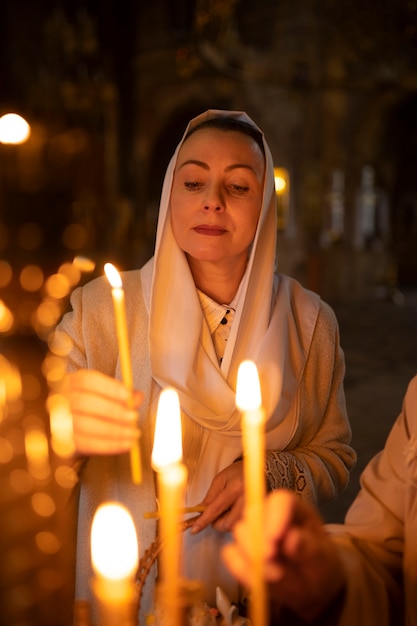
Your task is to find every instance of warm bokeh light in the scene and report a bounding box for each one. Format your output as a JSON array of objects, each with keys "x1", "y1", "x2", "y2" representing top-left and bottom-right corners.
[
  {"x1": 73, "y1": 255, "x2": 96, "y2": 273},
  {"x1": 25, "y1": 428, "x2": 50, "y2": 480},
  {"x1": 273, "y1": 167, "x2": 289, "y2": 194},
  {"x1": 48, "y1": 393, "x2": 75, "y2": 458},
  {"x1": 0, "y1": 113, "x2": 31, "y2": 144},
  {"x1": 58, "y1": 262, "x2": 81, "y2": 286},
  {"x1": 91, "y1": 503, "x2": 138, "y2": 580},
  {"x1": 274, "y1": 174, "x2": 286, "y2": 192},
  {"x1": 0, "y1": 355, "x2": 22, "y2": 402},
  {"x1": 62, "y1": 223, "x2": 87, "y2": 250},
  {"x1": 44, "y1": 273, "x2": 71, "y2": 299},
  {"x1": 19, "y1": 265, "x2": 44, "y2": 292},
  {"x1": 31, "y1": 492, "x2": 56, "y2": 517},
  {"x1": 35, "y1": 531, "x2": 60, "y2": 555},
  {"x1": 42, "y1": 354, "x2": 67, "y2": 386},
  {"x1": 0, "y1": 300, "x2": 14, "y2": 332},
  {"x1": 54, "y1": 465, "x2": 78, "y2": 489},
  {"x1": 35, "y1": 299, "x2": 62, "y2": 329},
  {"x1": 151, "y1": 387, "x2": 183, "y2": 471},
  {"x1": 236, "y1": 359, "x2": 262, "y2": 411},
  {"x1": 0, "y1": 260, "x2": 12, "y2": 287}
]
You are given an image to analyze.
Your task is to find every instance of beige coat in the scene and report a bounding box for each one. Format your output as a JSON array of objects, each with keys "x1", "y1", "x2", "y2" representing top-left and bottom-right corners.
[
  {"x1": 58, "y1": 268, "x2": 355, "y2": 621},
  {"x1": 327, "y1": 375, "x2": 417, "y2": 626}
]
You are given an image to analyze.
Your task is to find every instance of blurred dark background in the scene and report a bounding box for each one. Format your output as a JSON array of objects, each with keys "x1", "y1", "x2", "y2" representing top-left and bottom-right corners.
[{"x1": 0, "y1": 1, "x2": 416, "y2": 624}]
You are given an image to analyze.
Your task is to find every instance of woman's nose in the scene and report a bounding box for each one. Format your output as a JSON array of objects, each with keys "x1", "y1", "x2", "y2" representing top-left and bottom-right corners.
[
  {"x1": 203, "y1": 203, "x2": 223, "y2": 212},
  {"x1": 202, "y1": 185, "x2": 225, "y2": 212}
]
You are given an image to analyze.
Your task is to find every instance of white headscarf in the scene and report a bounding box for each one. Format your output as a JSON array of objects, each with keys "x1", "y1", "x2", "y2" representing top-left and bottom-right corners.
[{"x1": 141, "y1": 109, "x2": 312, "y2": 445}]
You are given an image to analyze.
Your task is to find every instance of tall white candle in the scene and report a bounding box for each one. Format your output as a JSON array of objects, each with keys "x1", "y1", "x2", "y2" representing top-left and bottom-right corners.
[
  {"x1": 104, "y1": 263, "x2": 142, "y2": 484},
  {"x1": 236, "y1": 360, "x2": 268, "y2": 626},
  {"x1": 152, "y1": 387, "x2": 187, "y2": 626}
]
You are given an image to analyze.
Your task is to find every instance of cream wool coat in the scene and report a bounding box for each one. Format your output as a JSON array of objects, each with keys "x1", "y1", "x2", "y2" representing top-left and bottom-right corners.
[
  {"x1": 326, "y1": 375, "x2": 417, "y2": 626},
  {"x1": 59, "y1": 267, "x2": 355, "y2": 621}
]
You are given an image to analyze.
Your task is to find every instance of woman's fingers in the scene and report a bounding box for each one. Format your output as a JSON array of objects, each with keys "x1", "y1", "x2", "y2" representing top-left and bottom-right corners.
[
  {"x1": 191, "y1": 461, "x2": 245, "y2": 533},
  {"x1": 66, "y1": 369, "x2": 143, "y2": 455},
  {"x1": 68, "y1": 369, "x2": 142, "y2": 407}
]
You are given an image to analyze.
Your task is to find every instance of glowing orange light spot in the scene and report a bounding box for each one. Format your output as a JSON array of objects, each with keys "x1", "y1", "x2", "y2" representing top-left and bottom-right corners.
[
  {"x1": 0, "y1": 300, "x2": 14, "y2": 332},
  {"x1": 48, "y1": 393, "x2": 75, "y2": 458},
  {"x1": 35, "y1": 531, "x2": 60, "y2": 554},
  {"x1": 0, "y1": 260, "x2": 12, "y2": 287},
  {"x1": 44, "y1": 273, "x2": 71, "y2": 299},
  {"x1": 19, "y1": 265, "x2": 44, "y2": 292},
  {"x1": 42, "y1": 354, "x2": 67, "y2": 385},
  {"x1": 58, "y1": 262, "x2": 81, "y2": 286},
  {"x1": 35, "y1": 299, "x2": 62, "y2": 328},
  {"x1": 25, "y1": 428, "x2": 50, "y2": 480},
  {"x1": 0, "y1": 356, "x2": 22, "y2": 402},
  {"x1": 31, "y1": 492, "x2": 56, "y2": 517},
  {"x1": 62, "y1": 223, "x2": 87, "y2": 250},
  {"x1": 73, "y1": 255, "x2": 96, "y2": 272},
  {"x1": 55, "y1": 465, "x2": 78, "y2": 488}
]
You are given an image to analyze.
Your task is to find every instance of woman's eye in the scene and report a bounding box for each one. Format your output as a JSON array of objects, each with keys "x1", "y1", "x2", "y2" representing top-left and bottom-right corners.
[
  {"x1": 184, "y1": 181, "x2": 203, "y2": 190},
  {"x1": 230, "y1": 184, "x2": 249, "y2": 193}
]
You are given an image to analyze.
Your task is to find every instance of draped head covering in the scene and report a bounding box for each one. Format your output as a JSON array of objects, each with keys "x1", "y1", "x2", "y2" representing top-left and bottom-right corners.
[{"x1": 141, "y1": 109, "x2": 311, "y2": 445}]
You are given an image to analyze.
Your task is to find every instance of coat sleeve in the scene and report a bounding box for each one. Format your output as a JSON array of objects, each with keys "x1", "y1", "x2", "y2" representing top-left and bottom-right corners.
[
  {"x1": 321, "y1": 379, "x2": 417, "y2": 625},
  {"x1": 264, "y1": 300, "x2": 357, "y2": 504},
  {"x1": 56, "y1": 275, "x2": 120, "y2": 375}
]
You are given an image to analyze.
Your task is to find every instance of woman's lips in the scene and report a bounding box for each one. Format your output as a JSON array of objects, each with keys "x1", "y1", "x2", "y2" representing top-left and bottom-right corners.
[{"x1": 193, "y1": 225, "x2": 226, "y2": 236}]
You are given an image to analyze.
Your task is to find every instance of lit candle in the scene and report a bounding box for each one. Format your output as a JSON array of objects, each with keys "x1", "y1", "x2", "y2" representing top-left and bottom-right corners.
[
  {"x1": 151, "y1": 387, "x2": 187, "y2": 626},
  {"x1": 91, "y1": 502, "x2": 139, "y2": 626},
  {"x1": 104, "y1": 262, "x2": 142, "y2": 484},
  {"x1": 236, "y1": 360, "x2": 268, "y2": 626}
]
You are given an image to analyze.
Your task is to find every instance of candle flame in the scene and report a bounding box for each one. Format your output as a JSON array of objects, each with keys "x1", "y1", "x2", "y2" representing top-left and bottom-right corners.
[
  {"x1": 104, "y1": 263, "x2": 122, "y2": 289},
  {"x1": 152, "y1": 387, "x2": 183, "y2": 471},
  {"x1": 91, "y1": 503, "x2": 138, "y2": 580},
  {"x1": 236, "y1": 360, "x2": 262, "y2": 411}
]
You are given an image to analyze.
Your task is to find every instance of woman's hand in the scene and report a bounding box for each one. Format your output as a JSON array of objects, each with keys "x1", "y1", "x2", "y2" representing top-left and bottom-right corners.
[
  {"x1": 222, "y1": 489, "x2": 346, "y2": 622},
  {"x1": 191, "y1": 460, "x2": 245, "y2": 534},
  {"x1": 65, "y1": 369, "x2": 143, "y2": 456}
]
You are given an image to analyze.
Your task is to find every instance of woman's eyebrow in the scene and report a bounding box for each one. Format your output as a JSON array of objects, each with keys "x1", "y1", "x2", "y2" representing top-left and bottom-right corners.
[
  {"x1": 178, "y1": 159, "x2": 208, "y2": 170},
  {"x1": 178, "y1": 159, "x2": 257, "y2": 174}
]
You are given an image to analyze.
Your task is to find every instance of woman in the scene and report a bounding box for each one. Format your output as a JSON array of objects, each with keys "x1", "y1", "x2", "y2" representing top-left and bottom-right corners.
[{"x1": 59, "y1": 110, "x2": 356, "y2": 620}]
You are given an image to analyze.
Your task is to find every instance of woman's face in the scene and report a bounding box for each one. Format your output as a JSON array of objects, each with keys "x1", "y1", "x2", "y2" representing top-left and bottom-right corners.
[{"x1": 170, "y1": 127, "x2": 265, "y2": 268}]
